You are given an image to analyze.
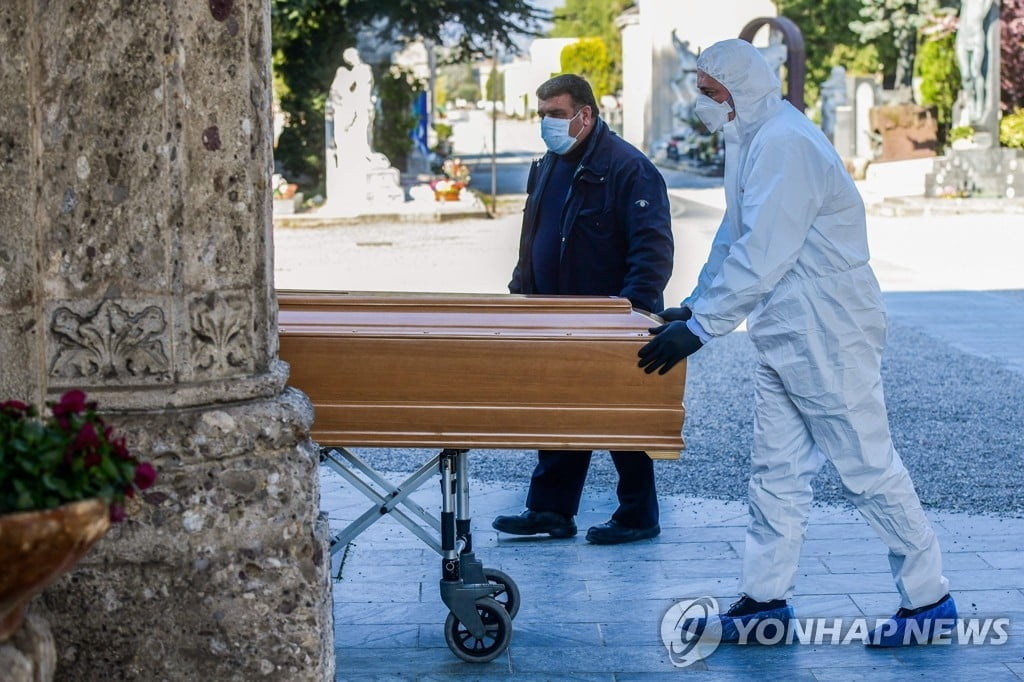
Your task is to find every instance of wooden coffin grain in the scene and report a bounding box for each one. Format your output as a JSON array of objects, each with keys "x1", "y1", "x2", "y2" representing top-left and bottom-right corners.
[{"x1": 277, "y1": 291, "x2": 686, "y2": 459}]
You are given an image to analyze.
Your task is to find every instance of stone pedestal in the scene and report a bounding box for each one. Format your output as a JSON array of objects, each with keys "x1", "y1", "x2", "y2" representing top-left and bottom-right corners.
[
  {"x1": 323, "y1": 151, "x2": 406, "y2": 217},
  {"x1": 925, "y1": 147, "x2": 1024, "y2": 198},
  {"x1": 0, "y1": 1, "x2": 333, "y2": 679}
]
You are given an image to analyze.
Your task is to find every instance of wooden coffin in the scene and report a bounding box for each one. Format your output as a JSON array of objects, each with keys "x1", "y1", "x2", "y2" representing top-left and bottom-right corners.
[{"x1": 276, "y1": 291, "x2": 686, "y2": 459}]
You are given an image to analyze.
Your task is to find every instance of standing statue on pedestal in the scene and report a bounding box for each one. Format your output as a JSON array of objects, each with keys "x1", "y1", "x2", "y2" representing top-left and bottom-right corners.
[
  {"x1": 323, "y1": 47, "x2": 405, "y2": 215},
  {"x1": 329, "y1": 47, "x2": 374, "y2": 164},
  {"x1": 955, "y1": 0, "x2": 999, "y2": 131},
  {"x1": 819, "y1": 66, "x2": 848, "y2": 143}
]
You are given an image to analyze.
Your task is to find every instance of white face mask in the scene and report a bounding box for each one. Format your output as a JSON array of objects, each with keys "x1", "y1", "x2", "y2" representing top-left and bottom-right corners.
[
  {"x1": 540, "y1": 108, "x2": 583, "y2": 154},
  {"x1": 694, "y1": 94, "x2": 734, "y2": 134}
]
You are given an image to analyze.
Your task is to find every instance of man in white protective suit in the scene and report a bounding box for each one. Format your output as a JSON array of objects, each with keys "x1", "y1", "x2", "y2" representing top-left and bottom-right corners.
[{"x1": 636, "y1": 39, "x2": 956, "y2": 647}]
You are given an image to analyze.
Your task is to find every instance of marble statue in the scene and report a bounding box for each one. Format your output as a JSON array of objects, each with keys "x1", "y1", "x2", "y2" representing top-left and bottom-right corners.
[
  {"x1": 329, "y1": 47, "x2": 374, "y2": 162},
  {"x1": 955, "y1": 0, "x2": 999, "y2": 129},
  {"x1": 819, "y1": 65, "x2": 848, "y2": 143},
  {"x1": 322, "y1": 47, "x2": 405, "y2": 215}
]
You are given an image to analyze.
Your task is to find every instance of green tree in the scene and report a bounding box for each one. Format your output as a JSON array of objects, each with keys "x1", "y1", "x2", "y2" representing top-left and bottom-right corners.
[
  {"x1": 485, "y1": 67, "x2": 505, "y2": 103},
  {"x1": 272, "y1": 4, "x2": 353, "y2": 189},
  {"x1": 850, "y1": 0, "x2": 945, "y2": 92},
  {"x1": 559, "y1": 38, "x2": 613, "y2": 98},
  {"x1": 374, "y1": 61, "x2": 423, "y2": 171},
  {"x1": 774, "y1": 0, "x2": 871, "y2": 107},
  {"x1": 549, "y1": 0, "x2": 632, "y2": 94},
  {"x1": 271, "y1": 0, "x2": 545, "y2": 191},
  {"x1": 915, "y1": 18, "x2": 960, "y2": 147},
  {"x1": 438, "y1": 62, "x2": 480, "y2": 107}
]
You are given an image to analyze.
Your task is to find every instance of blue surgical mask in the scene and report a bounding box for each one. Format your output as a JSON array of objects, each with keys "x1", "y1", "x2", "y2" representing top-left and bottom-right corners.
[
  {"x1": 694, "y1": 94, "x2": 734, "y2": 134},
  {"x1": 540, "y1": 108, "x2": 583, "y2": 154}
]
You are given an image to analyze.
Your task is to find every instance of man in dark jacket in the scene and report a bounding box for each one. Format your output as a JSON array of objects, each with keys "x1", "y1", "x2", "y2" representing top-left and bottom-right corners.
[{"x1": 492, "y1": 74, "x2": 675, "y2": 545}]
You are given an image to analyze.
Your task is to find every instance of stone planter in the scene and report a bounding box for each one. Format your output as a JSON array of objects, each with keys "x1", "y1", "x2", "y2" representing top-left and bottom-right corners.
[
  {"x1": 0, "y1": 499, "x2": 109, "y2": 641},
  {"x1": 869, "y1": 104, "x2": 938, "y2": 161}
]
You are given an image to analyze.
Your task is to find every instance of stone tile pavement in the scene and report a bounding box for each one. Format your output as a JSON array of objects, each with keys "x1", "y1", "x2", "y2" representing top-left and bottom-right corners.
[{"x1": 322, "y1": 465, "x2": 1024, "y2": 680}]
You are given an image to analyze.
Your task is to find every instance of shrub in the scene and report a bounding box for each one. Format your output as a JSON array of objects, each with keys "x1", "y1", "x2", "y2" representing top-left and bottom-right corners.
[
  {"x1": 949, "y1": 125, "x2": 975, "y2": 143},
  {"x1": 915, "y1": 28, "x2": 960, "y2": 148},
  {"x1": 1000, "y1": 109, "x2": 1024, "y2": 148}
]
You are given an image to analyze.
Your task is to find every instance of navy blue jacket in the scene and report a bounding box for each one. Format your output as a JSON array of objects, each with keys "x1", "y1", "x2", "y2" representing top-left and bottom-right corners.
[{"x1": 508, "y1": 118, "x2": 674, "y2": 314}]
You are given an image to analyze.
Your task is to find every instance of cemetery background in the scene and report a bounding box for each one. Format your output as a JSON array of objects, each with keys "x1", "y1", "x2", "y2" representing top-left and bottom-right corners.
[{"x1": 270, "y1": 0, "x2": 1024, "y2": 222}]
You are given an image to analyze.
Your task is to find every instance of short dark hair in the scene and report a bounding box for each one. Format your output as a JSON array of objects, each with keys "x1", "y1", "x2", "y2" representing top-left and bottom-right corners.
[{"x1": 536, "y1": 74, "x2": 599, "y2": 116}]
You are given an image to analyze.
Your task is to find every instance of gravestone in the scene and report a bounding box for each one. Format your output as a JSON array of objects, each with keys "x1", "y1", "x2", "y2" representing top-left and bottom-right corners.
[
  {"x1": 834, "y1": 105, "x2": 856, "y2": 159},
  {"x1": 820, "y1": 66, "x2": 848, "y2": 144},
  {"x1": 854, "y1": 79, "x2": 879, "y2": 159}
]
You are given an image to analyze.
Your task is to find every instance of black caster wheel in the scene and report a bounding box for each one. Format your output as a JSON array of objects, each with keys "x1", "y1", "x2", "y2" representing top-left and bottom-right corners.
[
  {"x1": 482, "y1": 567, "x2": 520, "y2": 619},
  {"x1": 444, "y1": 597, "x2": 513, "y2": 663}
]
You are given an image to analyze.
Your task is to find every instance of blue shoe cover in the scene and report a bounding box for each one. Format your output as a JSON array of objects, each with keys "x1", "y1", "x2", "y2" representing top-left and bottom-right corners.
[
  {"x1": 718, "y1": 605, "x2": 794, "y2": 643},
  {"x1": 683, "y1": 605, "x2": 794, "y2": 644},
  {"x1": 867, "y1": 594, "x2": 958, "y2": 647}
]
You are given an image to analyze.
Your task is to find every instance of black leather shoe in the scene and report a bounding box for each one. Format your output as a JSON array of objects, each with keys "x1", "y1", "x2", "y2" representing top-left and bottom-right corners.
[
  {"x1": 492, "y1": 510, "x2": 577, "y2": 538},
  {"x1": 585, "y1": 519, "x2": 660, "y2": 545}
]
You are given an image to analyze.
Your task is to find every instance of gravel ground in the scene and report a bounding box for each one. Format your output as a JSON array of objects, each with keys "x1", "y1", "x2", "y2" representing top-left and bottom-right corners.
[{"x1": 348, "y1": 318, "x2": 1024, "y2": 518}]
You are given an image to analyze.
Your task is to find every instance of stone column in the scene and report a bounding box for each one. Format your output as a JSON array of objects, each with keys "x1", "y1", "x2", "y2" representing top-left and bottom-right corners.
[{"x1": 0, "y1": 1, "x2": 333, "y2": 679}]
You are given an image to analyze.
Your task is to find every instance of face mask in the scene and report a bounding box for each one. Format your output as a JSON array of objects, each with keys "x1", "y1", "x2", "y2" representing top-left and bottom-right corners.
[
  {"x1": 694, "y1": 94, "x2": 733, "y2": 134},
  {"x1": 540, "y1": 108, "x2": 583, "y2": 154}
]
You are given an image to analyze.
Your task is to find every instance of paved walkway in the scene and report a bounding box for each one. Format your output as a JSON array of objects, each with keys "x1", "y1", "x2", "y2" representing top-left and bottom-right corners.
[{"x1": 324, "y1": 469, "x2": 1024, "y2": 680}]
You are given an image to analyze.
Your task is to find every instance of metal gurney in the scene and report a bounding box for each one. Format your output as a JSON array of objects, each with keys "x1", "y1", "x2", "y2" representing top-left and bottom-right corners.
[{"x1": 277, "y1": 290, "x2": 686, "y2": 662}]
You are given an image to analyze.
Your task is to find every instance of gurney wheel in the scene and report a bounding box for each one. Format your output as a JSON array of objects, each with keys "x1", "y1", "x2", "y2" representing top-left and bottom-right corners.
[
  {"x1": 444, "y1": 597, "x2": 513, "y2": 663},
  {"x1": 483, "y1": 567, "x2": 520, "y2": 619}
]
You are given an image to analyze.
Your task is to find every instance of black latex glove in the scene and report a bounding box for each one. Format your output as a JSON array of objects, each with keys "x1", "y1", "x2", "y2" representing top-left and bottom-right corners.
[
  {"x1": 637, "y1": 321, "x2": 703, "y2": 375},
  {"x1": 656, "y1": 306, "x2": 692, "y2": 322}
]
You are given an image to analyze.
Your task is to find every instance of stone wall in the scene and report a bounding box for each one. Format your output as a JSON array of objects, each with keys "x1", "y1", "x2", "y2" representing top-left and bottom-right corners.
[{"x1": 0, "y1": 0, "x2": 333, "y2": 679}]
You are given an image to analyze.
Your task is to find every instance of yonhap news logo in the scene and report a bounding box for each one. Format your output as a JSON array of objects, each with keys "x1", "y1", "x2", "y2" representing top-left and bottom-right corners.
[
  {"x1": 660, "y1": 597, "x2": 724, "y2": 667},
  {"x1": 660, "y1": 597, "x2": 1011, "y2": 667}
]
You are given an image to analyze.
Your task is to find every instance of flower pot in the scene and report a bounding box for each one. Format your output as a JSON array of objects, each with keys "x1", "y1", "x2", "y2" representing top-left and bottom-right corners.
[
  {"x1": 0, "y1": 499, "x2": 110, "y2": 641},
  {"x1": 434, "y1": 189, "x2": 462, "y2": 202}
]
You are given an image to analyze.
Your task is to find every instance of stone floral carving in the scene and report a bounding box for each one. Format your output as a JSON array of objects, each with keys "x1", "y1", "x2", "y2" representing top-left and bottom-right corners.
[
  {"x1": 189, "y1": 292, "x2": 252, "y2": 375},
  {"x1": 49, "y1": 300, "x2": 168, "y2": 381}
]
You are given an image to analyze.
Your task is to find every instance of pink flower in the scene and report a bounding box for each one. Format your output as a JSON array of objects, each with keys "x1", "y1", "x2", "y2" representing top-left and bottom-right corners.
[
  {"x1": 52, "y1": 389, "x2": 87, "y2": 417},
  {"x1": 133, "y1": 462, "x2": 157, "y2": 490},
  {"x1": 109, "y1": 503, "x2": 125, "y2": 523},
  {"x1": 112, "y1": 437, "x2": 131, "y2": 461},
  {"x1": 84, "y1": 451, "x2": 101, "y2": 467},
  {"x1": 0, "y1": 400, "x2": 29, "y2": 414},
  {"x1": 74, "y1": 422, "x2": 101, "y2": 450}
]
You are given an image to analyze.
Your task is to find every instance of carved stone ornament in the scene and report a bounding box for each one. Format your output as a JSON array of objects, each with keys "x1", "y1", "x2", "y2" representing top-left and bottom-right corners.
[
  {"x1": 189, "y1": 291, "x2": 253, "y2": 376},
  {"x1": 49, "y1": 300, "x2": 169, "y2": 382}
]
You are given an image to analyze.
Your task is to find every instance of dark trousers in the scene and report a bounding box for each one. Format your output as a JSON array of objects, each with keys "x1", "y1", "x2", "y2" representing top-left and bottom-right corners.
[{"x1": 524, "y1": 449, "x2": 658, "y2": 528}]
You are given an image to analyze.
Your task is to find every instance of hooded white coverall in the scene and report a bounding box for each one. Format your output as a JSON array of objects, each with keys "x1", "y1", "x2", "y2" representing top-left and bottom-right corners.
[{"x1": 684, "y1": 39, "x2": 949, "y2": 609}]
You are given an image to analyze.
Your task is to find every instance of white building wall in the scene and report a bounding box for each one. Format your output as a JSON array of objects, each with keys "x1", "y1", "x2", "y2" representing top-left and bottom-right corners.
[{"x1": 627, "y1": 0, "x2": 777, "y2": 153}]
